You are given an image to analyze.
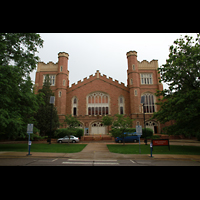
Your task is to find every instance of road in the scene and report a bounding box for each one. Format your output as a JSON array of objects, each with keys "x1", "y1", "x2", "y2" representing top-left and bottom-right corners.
[{"x1": 1, "y1": 157, "x2": 200, "y2": 166}]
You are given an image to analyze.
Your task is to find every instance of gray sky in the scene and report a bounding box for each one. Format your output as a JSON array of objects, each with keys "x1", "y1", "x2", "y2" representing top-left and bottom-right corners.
[{"x1": 30, "y1": 33, "x2": 198, "y2": 89}]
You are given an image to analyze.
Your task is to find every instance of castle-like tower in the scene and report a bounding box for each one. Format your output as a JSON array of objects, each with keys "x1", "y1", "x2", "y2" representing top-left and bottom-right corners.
[
  {"x1": 126, "y1": 51, "x2": 141, "y2": 118},
  {"x1": 56, "y1": 52, "x2": 69, "y2": 120}
]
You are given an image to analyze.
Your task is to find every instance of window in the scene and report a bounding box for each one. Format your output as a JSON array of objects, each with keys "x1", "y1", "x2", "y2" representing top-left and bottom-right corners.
[
  {"x1": 119, "y1": 96, "x2": 125, "y2": 115},
  {"x1": 60, "y1": 66, "x2": 63, "y2": 72},
  {"x1": 58, "y1": 91, "x2": 62, "y2": 97},
  {"x1": 141, "y1": 93, "x2": 155, "y2": 113},
  {"x1": 87, "y1": 92, "x2": 109, "y2": 116},
  {"x1": 130, "y1": 79, "x2": 133, "y2": 85},
  {"x1": 132, "y1": 64, "x2": 135, "y2": 70},
  {"x1": 63, "y1": 79, "x2": 66, "y2": 86},
  {"x1": 43, "y1": 75, "x2": 56, "y2": 86},
  {"x1": 140, "y1": 74, "x2": 153, "y2": 85},
  {"x1": 72, "y1": 97, "x2": 78, "y2": 116},
  {"x1": 134, "y1": 89, "x2": 137, "y2": 96}
]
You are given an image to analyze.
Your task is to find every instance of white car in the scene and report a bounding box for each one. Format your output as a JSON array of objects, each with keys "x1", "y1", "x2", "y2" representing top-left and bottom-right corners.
[{"x1": 57, "y1": 135, "x2": 79, "y2": 143}]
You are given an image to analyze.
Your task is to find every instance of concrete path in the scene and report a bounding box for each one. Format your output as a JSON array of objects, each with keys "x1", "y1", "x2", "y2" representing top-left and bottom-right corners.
[{"x1": 1, "y1": 141, "x2": 200, "y2": 161}]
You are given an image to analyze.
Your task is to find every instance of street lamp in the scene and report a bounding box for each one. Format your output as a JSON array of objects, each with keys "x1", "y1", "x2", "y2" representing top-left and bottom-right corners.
[
  {"x1": 49, "y1": 96, "x2": 55, "y2": 144},
  {"x1": 141, "y1": 96, "x2": 147, "y2": 145}
]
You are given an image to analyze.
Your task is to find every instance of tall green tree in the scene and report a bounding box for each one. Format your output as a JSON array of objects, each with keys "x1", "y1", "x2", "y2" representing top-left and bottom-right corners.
[
  {"x1": 111, "y1": 114, "x2": 134, "y2": 145},
  {"x1": 64, "y1": 114, "x2": 81, "y2": 145},
  {"x1": 152, "y1": 34, "x2": 200, "y2": 139},
  {"x1": 35, "y1": 75, "x2": 59, "y2": 136},
  {"x1": 0, "y1": 33, "x2": 43, "y2": 139},
  {"x1": 102, "y1": 115, "x2": 113, "y2": 135}
]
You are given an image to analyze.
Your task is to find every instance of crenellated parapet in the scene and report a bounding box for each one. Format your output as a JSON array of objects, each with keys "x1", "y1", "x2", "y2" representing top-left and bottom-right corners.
[
  {"x1": 138, "y1": 59, "x2": 158, "y2": 70},
  {"x1": 69, "y1": 70, "x2": 128, "y2": 92},
  {"x1": 37, "y1": 61, "x2": 58, "y2": 72}
]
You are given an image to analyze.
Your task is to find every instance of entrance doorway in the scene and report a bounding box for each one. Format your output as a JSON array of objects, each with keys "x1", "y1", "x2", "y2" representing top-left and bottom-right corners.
[
  {"x1": 91, "y1": 122, "x2": 106, "y2": 135},
  {"x1": 145, "y1": 121, "x2": 158, "y2": 134}
]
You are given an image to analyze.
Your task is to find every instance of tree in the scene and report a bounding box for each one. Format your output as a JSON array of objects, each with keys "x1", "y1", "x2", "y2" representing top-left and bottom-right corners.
[
  {"x1": 64, "y1": 114, "x2": 81, "y2": 145},
  {"x1": 0, "y1": 33, "x2": 43, "y2": 139},
  {"x1": 152, "y1": 34, "x2": 200, "y2": 140},
  {"x1": 102, "y1": 115, "x2": 113, "y2": 135},
  {"x1": 35, "y1": 75, "x2": 59, "y2": 136},
  {"x1": 111, "y1": 114, "x2": 134, "y2": 145}
]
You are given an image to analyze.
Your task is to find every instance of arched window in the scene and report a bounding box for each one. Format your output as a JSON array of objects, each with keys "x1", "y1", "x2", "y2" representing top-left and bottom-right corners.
[
  {"x1": 141, "y1": 93, "x2": 155, "y2": 113},
  {"x1": 58, "y1": 91, "x2": 62, "y2": 97},
  {"x1": 119, "y1": 96, "x2": 125, "y2": 115},
  {"x1": 72, "y1": 97, "x2": 78, "y2": 116},
  {"x1": 87, "y1": 92, "x2": 109, "y2": 116}
]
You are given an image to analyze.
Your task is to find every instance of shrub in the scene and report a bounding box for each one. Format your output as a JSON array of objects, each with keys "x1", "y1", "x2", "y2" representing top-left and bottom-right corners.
[
  {"x1": 110, "y1": 127, "x2": 153, "y2": 138},
  {"x1": 54, "y1": 128, "x2": 84, "y2": 138}
]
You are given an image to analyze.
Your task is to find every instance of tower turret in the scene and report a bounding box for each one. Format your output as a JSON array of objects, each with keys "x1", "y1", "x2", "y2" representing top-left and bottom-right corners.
[
  {"x1": 126, "y1": 50, "x2": 141, "y2": 118},
  {"x1": 56, "y1": 52, "x2": 69, "y2": 119}
]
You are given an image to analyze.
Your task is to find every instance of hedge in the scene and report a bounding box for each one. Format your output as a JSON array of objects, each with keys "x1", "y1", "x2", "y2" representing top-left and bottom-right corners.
[
  {"x1": 54, "y1": 128, "x2": 84, "y2": 138},
  {"x1": 110, "y1": 128, "x2": 153, "y2": 138}
]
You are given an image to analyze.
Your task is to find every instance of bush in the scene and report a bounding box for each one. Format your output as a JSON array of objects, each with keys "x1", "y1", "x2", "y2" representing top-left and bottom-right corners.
[
  {"x1": 110, "y1": 127, "x2": 153, "y2": 138},
  {"x1": 74, "y1": 128, "x2": 84, "y2": 138},
  {"x1": 54, "y1": 128, "x2": 84, "y2": 138}
]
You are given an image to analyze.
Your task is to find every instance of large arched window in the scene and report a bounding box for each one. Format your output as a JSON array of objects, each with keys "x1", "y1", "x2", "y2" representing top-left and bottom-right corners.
[
  {"x1": 118, "y1": 96, "x2": 125, "y2": 115},
  {"x1": 87, "y1": 92, "x2": 109, "y2": 116},
  {"x1": 141, "y1": 93, "x2": 155, "y2": 113},
  {"x1": 72, "y1": 97, "x2": 78, "y2": 116}
]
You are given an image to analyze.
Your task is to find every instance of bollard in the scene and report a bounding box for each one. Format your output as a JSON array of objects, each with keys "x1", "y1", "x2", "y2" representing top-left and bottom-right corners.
[{"x1": 150, "y1": 142, "x2": 153, "y2": 157}]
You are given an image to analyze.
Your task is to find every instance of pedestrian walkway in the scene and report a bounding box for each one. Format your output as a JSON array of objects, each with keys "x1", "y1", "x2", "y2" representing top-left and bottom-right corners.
[{"x1": 1, "y1": 142, "x2": 200, "y2": 161}]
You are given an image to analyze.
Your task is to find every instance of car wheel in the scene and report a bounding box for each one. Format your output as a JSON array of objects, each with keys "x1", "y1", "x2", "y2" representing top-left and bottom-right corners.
[
  {"x1": 133, "y1": 139, "x2": 137, "y2": 143},
  {"x1": 59, "y1": 140, "x2": 62, "y2": 143},
  {"x1": 72, "y1": 140, "x2": 76, "y2": 143},
  {"x1": 119, "y1": 140, "x2": 122, "y2": 143}
]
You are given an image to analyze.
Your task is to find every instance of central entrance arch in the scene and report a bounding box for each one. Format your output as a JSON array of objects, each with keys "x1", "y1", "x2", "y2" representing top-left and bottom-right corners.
[{"x1": 91, "y1": 121, "x2": 106, "y2": 135}]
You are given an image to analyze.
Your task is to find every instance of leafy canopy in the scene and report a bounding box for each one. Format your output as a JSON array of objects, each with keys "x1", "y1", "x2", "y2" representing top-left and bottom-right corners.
[{"x1": 153, "y1": 34, "x2": 200, "y2": 139}]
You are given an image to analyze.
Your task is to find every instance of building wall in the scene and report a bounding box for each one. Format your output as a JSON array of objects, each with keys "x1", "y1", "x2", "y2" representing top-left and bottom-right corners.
[{"x1": 34, "y1": 51, "x2": 164, "y2": 134}]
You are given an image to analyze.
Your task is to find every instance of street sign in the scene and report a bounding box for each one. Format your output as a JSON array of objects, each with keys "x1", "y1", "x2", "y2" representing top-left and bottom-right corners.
[
  {"x1": 136, "y1": 125, "x2": 142, "y2": 135},
  {"x1": 27, "y1": 124, "x2": 33, "y2": 134}
]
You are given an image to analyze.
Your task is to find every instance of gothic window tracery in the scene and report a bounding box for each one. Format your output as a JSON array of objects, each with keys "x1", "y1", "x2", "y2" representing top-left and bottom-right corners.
[{"x1": 87, "y1": 92, "x2": 109, "y2": 116}]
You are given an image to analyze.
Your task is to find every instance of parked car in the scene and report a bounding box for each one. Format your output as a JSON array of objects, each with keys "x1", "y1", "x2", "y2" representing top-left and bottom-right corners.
[
  {"x1": 57, "y1": 135, "x2": 79, "y2": 143},
  {"x1": 115, "y1": 132, "x2": 139, "y2": 143}
]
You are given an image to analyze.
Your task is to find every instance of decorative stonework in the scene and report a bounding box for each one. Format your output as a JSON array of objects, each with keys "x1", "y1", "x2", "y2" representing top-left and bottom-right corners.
[
  {"x1": 37, "y1": 61, "x2": 58, "y2": 72},
  {"x1": 126, "y1": 50, "x2": 137, "y2": 57},
  {"x1": 138, "y1": 60, "x2": 158, "y2": 70},
  {"x1": 58, "y1": 52, "x2": 69, "y2": 59}
]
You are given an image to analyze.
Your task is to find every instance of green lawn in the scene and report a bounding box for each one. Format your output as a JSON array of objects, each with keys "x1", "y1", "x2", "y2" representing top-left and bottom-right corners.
[
  {"x1": 0, "y1": 143, "x2": 87, "y2": 153},
  {"x1": 107, "y1": 144, "x2": 200, "y2": 155}
]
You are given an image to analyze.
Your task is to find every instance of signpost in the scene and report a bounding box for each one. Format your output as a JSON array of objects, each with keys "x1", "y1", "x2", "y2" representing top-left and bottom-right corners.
[
  {"x1": 152, "y1": 139, "x2": 170, "y2": 151},
  {"x1": 27, "y1": 124, "x2": 33, "y2": 156},
  {"x1": 136, "y1": 125, "x2": 142, "y2": 154}
]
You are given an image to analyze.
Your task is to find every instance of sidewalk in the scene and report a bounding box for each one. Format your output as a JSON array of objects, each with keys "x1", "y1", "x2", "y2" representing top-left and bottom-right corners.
[{"x1": 0, "y1": 143, "x2": 200, "y2": 161}]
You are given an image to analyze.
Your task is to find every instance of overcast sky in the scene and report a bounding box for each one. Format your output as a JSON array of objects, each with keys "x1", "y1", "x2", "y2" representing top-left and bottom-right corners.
[{"x1": 30, "y1": 33, "x2": 198, "y2": 89}]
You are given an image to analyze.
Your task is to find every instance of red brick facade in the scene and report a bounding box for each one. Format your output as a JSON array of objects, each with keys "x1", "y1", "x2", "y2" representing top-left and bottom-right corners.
[{"x1": 34, "y1": 51, "x2": 164, "y2": 135}]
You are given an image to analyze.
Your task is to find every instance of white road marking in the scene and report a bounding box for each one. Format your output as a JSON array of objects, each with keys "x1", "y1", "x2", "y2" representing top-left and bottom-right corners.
[
  {"x1": 68, "y1": 159, "x2": 117, "y2": 162},
  {"x1": 130, "y1": 160, "x2": 135, "y2": 164},
  {"x1": 51, "y1": 159, "x2": 58, "y2": 162},
  {"x1": 62, "y1": 162, "x2": 93, "y2": 165},
  {"x1": 94, "y1": 162, "x2": 119, "y2": 165}
]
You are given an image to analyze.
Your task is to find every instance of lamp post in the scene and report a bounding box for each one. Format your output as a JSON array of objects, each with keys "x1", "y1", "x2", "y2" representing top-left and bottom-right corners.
[
  {"x1": 141, "y1": 96, "x2": 147, "y2": 145},
  {"x1": 49, "y1": 96, "x2": 55, "y2": 144}
]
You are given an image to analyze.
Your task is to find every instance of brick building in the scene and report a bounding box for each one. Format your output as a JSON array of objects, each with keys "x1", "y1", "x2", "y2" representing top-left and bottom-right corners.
[{"x1": 34, "y1": 51, "x2": 164, "y2": 135}]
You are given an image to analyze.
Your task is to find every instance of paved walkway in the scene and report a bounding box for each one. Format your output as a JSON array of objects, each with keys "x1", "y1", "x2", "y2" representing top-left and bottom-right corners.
[
  {"x1": 1, "y1": 142, "x2": 200, "y2": 161},
  {"x1": 1, "y1": 140, "x2": 200, "y2": 161}
]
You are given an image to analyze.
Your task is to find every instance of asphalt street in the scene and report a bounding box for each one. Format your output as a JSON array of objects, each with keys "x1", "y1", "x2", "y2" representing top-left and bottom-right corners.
[{"x1": 1, "y1": 157, "x2": 200, "y2": 166}]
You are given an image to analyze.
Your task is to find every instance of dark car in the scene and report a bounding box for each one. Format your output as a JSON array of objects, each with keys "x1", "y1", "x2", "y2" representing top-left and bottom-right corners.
[{"x1": 115, "y1": 132, "x2": 139, "y2": 143}]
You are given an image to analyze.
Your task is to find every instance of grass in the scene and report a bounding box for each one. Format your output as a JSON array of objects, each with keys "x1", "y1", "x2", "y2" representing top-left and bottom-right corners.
[
  {"x1": 0, "y1": 143, "x2": 87, "y2": 153},
  {"x1": 107, "y1": 144, "x2": 200, "y2": 155}
]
